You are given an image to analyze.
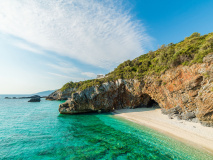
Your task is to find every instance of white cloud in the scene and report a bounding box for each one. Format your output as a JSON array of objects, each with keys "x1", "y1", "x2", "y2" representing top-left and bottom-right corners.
[
  {"x1": 47, "y1": 72, "x2": 81, "y2": 80},
  {"x1": 47, "y1": 63, "x2": 79, "y2": 74},
  {"x1": 0, "y1": 0, "x2": 150, "y2": 69},
  {"x1": 81, "y1": 72, "x2": 96, "y2": 78},
  {"x1": 14, "y1": 42, "x2": 44, "y2": 55}
]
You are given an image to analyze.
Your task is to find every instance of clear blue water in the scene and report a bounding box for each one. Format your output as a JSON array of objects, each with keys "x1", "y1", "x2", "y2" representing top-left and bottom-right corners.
[{"x1": 0, "y1": 95, "x2": 212, "y2": 160}]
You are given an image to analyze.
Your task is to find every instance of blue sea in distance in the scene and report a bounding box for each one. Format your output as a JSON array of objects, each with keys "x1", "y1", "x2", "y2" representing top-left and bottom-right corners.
[{"x1": 0, "y1": 95, "x2": 212, "y2": 160}]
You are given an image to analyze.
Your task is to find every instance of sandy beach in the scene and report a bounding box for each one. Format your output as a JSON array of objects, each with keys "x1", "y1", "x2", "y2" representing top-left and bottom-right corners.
[{"x1": 113, "y1": 108, "x2": 213, "y2": 154}]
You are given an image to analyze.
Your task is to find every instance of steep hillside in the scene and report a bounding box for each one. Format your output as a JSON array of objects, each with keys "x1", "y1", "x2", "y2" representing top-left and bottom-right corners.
[
  {"x1": 46, "y1": 32, "x2": 213, "y2": 127},
  {"x1": 57, "y1": 32, "x2": 213, "y2": 92}
]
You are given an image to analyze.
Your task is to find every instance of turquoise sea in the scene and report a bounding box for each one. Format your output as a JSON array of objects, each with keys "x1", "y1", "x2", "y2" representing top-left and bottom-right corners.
[{"x1": 0, "y1": 95, "x2": 212, "y2": 160}]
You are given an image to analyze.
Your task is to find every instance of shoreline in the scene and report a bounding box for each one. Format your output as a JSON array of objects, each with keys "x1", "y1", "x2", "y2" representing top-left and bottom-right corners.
[{"x1": 113, "y1": 108, "x2": 213, "y2": 154}]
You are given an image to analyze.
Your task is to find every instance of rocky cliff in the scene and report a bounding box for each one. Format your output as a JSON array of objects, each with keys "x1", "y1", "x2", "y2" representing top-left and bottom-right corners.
[
  {"x1": 47, "y1": 54, "x2": 213, "y2": 126},
  {"x1": 46, "y1": 88, "x2": 77, "y2": 101}
]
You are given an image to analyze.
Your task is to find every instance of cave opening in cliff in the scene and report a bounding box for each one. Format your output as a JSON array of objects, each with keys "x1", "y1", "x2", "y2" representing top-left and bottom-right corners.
[
  {"x1": 148, "y1": 99, "x2": 160, "y2": 108},
  {"x1": 139, "y1": 93, "x2": 160, "y2": 108}
]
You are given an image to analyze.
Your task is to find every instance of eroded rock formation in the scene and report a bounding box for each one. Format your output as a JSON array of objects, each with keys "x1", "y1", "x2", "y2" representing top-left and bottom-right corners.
[
  {"x1": 47, "y1": 54, "x2": 213, "y2": 126},
  {"x1": 46, "y1": 89, "x2": 76, "y2": 101},
  {"x1": 58, "y1": 79, "x2": 156, "y2": 114}
]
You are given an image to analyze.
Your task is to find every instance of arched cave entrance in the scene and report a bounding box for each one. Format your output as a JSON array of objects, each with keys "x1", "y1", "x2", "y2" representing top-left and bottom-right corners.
[
  {"x1": 148, "y1": 98, "x2": 160, "y2": 108},
  {"x1": 136, "y1": 93, "x2": 160, "y2": 108}
]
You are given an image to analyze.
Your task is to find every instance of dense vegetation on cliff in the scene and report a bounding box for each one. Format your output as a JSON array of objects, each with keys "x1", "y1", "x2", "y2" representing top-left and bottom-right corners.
[{"x1": 61, "y1": 32, "x2": 213, "y2": 91}]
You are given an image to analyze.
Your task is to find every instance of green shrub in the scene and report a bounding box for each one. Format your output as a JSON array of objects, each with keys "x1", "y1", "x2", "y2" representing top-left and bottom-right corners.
[{"x1": 61, "y1": 32, "x2": 213, "y2": 92}]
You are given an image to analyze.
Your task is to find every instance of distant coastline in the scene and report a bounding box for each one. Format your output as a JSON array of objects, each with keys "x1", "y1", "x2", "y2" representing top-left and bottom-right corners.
[{"x1": 0, "y1": 90, "x2": 56, "y2": 99}]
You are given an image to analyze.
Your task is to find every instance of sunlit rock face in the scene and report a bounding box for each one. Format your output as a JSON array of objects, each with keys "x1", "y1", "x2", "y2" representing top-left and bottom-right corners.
[
  {"x1": 48, "y1": 54, "x2": 213, "y2": 127},
  {"x1": 143, "y1": 54, "x2": 213, "y2": 127},
  {"x1": 58, "y1": 79, "x2": 154, "y2": 114},
  {"x1": 46, "y1": 88, "x2": 76, "y2": 101}
]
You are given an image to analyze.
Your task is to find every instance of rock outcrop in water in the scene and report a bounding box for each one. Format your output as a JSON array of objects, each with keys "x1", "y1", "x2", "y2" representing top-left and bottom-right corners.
[
  {"x1": 58, "y1": 79, "x2": 156, "y2": 114},
  {"x1": 28, "y1": 95, "x2": 41, "y2": 102},
  {"x1": 46, "y1": 54, "x2": 213, "y2": 126}
]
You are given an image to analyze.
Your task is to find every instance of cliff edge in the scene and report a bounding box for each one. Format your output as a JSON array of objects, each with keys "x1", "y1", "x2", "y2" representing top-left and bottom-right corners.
[
  {"x1": 46, "y1": 54, "x2": 213, "y2": 126},
  {"x1": 46, "y1": 32, "x2": 213, "y2": 127}
]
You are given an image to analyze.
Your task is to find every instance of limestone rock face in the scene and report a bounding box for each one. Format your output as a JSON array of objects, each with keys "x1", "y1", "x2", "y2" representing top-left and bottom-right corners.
[
  {"x1": 46, "y1": 88, "x2": 76, "y2": 101},
  {"x1": 50, "y1": 54, "x2": 213, "y2": 126},
  {"x1": 203, "y1": 53, "x2": 213, "y2": 63},
  {"x1": 58, "y1": 79, "x2": 154, "y2": 114},
  {"x1": 143, "y1": 54, "x2": 213, "y2": 126}
]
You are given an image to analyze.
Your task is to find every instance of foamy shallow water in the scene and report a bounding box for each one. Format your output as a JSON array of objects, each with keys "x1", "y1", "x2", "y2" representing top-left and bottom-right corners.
[{"x1": 0, "y1": 96, "x2": 212, "y2": 159}]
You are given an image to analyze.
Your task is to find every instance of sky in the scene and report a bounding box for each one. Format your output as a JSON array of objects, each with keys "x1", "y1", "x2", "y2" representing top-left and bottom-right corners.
[{"x1": 0, "y1": 0, "x2": 213, "y2": 94}]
